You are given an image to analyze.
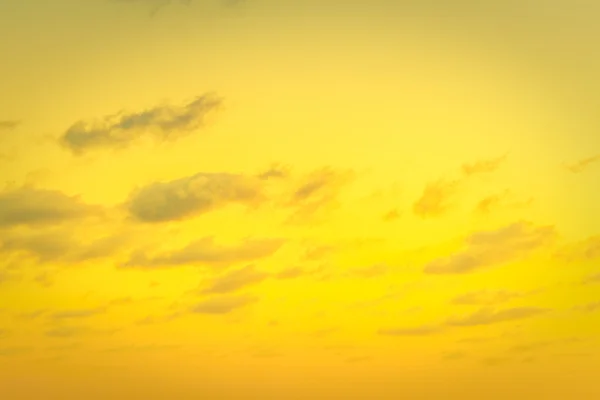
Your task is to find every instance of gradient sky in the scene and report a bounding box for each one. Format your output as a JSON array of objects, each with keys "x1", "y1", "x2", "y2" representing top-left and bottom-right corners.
[{"x1": 1, "y1": 1, "x2": 599, "y2": 399}]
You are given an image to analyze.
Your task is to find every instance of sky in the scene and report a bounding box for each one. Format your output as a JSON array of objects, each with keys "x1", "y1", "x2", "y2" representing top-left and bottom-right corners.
[{"x1": 0, "y1": 0, "x2": 599, "y2": 398}]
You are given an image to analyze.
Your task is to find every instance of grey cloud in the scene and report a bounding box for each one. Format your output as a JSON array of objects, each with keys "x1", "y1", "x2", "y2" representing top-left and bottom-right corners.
[
  {"x1": 191, "y1": 293, "x2": 257, "y2": 314},
  {"x1": 127, "y1": 172, "x2": 264, "y2": 223},
  {"x1": 446, "y1": 307, "x2": 550, "y2": 327},
  {"x1": 0, "y1": 187, "x2": 98, "y2": 227},
  {"x1": 122, "y1": 237, "x2": 284, "y2": 269},
  {"x1": 201, "y1": 264, "x2": 268, "y2": 294},
  {"x1": 0, "y1": 120, "x2": 20, "y2": 131},
  {"x1": 60, "y1": 94, "x2": 221, "y2": 154},
  {"x1": 451, "y1": 289, "x2": 526, "y2": 306},
  {"x1": 424, "y1": 221, "x2": 555, "y2": 274},
  {"x1": 0, "y1": 230, "x2": 72, "y2": 262}
]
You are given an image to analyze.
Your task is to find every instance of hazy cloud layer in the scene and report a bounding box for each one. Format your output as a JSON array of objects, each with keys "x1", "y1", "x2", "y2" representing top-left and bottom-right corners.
[
  {"x1": 424, "y1": 221, "x2": 555, "y2": 274},
  {"x1": 191, "y1": 293, "x2": 257, "y2": 314},
  {"x1": 122, "y1": 237, "x2": 284, "y2": 269},
  {"x1": 446, "y1": 307, "x2": 550, "y2": 327},
  {"x1": 0, "y1": 187, "x2": 98, "y2": 227},
  {"x1": 566, "y1": 154, "x2": 600, "y2": 173},
  {"x1": 127, "y1": 172, "x2": 263, "y2": 223},
  {"x1": 60, "y1": 94, "x2": 221, "y2": 154},
  {"x1": 200, "y1": 264, "x2": 268, "y2": 294}
]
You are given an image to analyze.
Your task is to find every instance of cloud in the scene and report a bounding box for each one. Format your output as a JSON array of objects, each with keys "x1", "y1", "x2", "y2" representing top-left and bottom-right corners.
[
  {"x1": 274, "y1": 266, "x2": 306, "y2": 279},
  {"x1": 446, "y1": 307, "x2": 550, "y2": 327},
  {"x1": 461, "y1": 154, "x2": 507, "y2": 176},
  {"x1": 0, "y1": 229, "x2": 126, "y2": 263},
  {"x1": 0, "y1": 346, "x2": 31, "y2": 357},
  {"x1": 441, "y1": 351, "x2": 467, "y2": 360},
  {"x1": 573, "y1": 301, "x2": 600, "y2": 313},
  {"x1": 350, "y1": 264, "x2": 389, "y2": 279},
  {"x1": 122, "y1": 237, "x2": 284, "y2": 269},
  {"x1": 0, "y1": 120, "x2": 20, "y2": 131},
  {"x1": 286, "y1": 167, "x2": 354, "y2": 223},
  {"x1": 382, "y1": 208, "x2": 400, "y2": 222},
  {"x1": 0, "y1": 187, "x2": 98, "y2": 227},
  {"x1": 555, "y1": 235, "x2": 600, "y2": 262},
  {"x1": 378, "y1": 324, "x2": 443, "y2": 336},
  {"x1": 582, "y1": 273, "x2": 600, "y2": 285},
  {"x1": 191, "y1": 293, "x2": 257, "y2": 314},
  {"x1": 127, "y1": 172, "x2": 264, "y2": 223},
  {"x1": 60, "y1": 94, "x2": 221, "y2": 154},
  {"x1": 566, "y1": 154, "x2": 600, "y2": 173},
  {"x1": 45, "y1": 326, "x2": 119, "y2": 338},
  {"x1": 200, "y1": 264, "x2": 268, "y2": 294},
  {"x1": 412, "y1": 179, "x2": 459, "y2": 218},
  {"x1": 424, "y1": 221, "x2": 555, "y2": 274},
  {"x1": 50, "y1": 307, "x2": 106, "y2": 320},
  {"x1": 451, "y1": 289, "x2": 527, "y2": 306},
  {"x1": 257, "y1": 163, "x2": 290, "y2": 180}
]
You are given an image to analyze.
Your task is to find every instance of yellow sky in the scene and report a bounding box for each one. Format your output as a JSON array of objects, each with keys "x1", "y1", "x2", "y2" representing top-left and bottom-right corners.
[{"x1": 1, "y1": 1, "x2": 599, "y2": 399}]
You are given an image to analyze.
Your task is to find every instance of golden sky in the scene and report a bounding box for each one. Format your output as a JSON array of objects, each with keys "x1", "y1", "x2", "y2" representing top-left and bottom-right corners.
[{"x1": 1, "y1": 0, "x2": 599, "y2": 399}]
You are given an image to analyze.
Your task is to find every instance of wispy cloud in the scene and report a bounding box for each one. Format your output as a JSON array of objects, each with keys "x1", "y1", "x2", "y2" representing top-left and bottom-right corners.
[
  {"x1": 127, "y1": 172, "x2": 264, "y2": 223},
  {"x1": 573, "y1": 301, "x2": 600, "y2": 313},
  {"x1": 60, "y1": 94, "x2": 221, "y2": 154},
  {"x1": 122, "y1": 237, "x2": 284, "y2": 269},
  {"x1": 424, "y1": 221, "x2": 555, "y2": 274},
  {"x1": 378, "y1": 324, "x2": 443, "y2": 336},
  {"x1": 582, "y1": 273, "x2": 600, "y2": 285},
  {"x1": 191, "y1": 293, "x2": 257, "y2": 314},
  {"x1": 446, "y1": 307, "x2": 550, "y2": 327},
  {"x1": 461, "y1": 154, "x2": 507, "y2": 177},
  {"x1": 200, "y1": 264, "x2": 268, "y2": 294},
  {"x1": 451, "y1": 289, "x2": 528, "y2": 306},
  {"x1": 285, "y1": 167, "x2": 354, "y2": 223},
  {"x1": 50, "y1": 307, "x2": 106, "y2": 320},
  {"x1": 257, "y1": 163, "x2": 291, "y2": 180},
  {"x1": 555, "y1": 235, "x2": 600, "y2": 263},
  {"x1": 565, "y1": 154, "x2": 600, "y2": 173},
  {"x1": 413, "y1": 179, "x2": 459, "y2": 218}
]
